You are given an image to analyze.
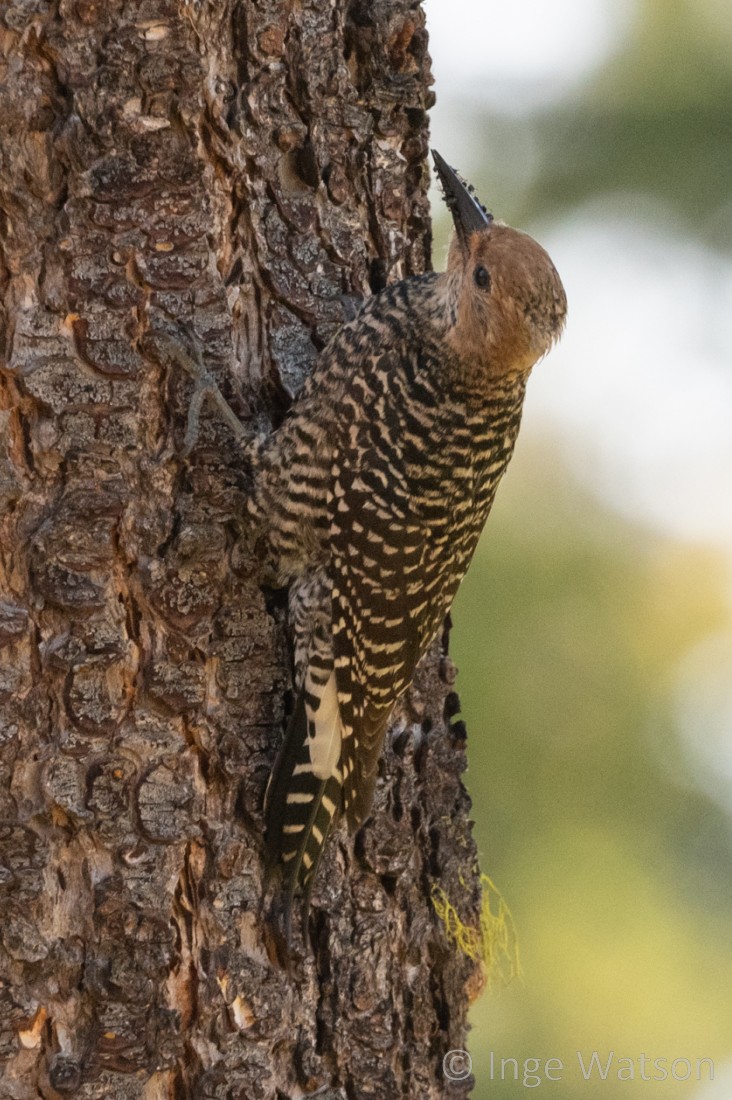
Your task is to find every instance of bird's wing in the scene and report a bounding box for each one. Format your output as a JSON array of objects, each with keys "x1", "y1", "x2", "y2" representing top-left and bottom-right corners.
[
  {"x1": 327, "y1": 350, "x2": 459, "y2": 829},
  {"x1": 329, "y1": 470, "x2": 423, "y2": 827}
]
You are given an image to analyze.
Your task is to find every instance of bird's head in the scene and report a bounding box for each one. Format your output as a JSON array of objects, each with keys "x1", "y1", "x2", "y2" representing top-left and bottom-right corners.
[{"x1": 432, "y1": 150, "x2": 567, "y2": 387}]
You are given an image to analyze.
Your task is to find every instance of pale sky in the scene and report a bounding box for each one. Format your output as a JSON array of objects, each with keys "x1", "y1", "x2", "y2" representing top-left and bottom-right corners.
[{"x1": 424, "y1": 0, "x2": 634, "y2": 109}]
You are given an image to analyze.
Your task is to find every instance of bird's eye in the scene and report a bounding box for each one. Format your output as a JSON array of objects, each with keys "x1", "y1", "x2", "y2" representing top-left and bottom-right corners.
[{"x1": 474, "y1": 264, "x2": 491, "y2": 290}]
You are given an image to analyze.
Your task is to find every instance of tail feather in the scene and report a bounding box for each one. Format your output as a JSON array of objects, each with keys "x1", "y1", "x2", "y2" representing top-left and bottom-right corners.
[{"x1": 264, "y1": 670, "x2": 343, "y2": 940}]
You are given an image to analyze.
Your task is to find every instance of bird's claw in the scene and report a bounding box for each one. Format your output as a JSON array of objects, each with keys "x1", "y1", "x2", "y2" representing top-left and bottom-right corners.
[{"x1": 150, "y1": 328, "x2": 248, "y2": 452}]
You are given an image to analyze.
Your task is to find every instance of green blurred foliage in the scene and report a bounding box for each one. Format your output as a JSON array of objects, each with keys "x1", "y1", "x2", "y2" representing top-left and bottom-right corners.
[
  {"x1": 430, "y1": 1, "x2": 732, "y2": 1094},
  {"x1": 452, "y1": 444, "x2": 732, "y2": 1097}
]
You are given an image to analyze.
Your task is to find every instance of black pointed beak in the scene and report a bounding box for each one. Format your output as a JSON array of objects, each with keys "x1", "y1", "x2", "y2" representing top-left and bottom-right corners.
[{"x1": 431, "y1": 149, "x2": 492, "y2": 250}]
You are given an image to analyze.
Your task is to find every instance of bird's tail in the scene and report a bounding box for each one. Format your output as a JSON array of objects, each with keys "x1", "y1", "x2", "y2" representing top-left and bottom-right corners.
[{"x1": 264, "y1": 668, "x2": 343, "y2": 941}]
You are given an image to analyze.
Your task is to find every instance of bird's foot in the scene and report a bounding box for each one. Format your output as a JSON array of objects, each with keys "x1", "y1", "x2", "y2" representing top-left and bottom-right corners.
[{"x1": 149, "y1": 327, "x2": 248, "y2": 454}]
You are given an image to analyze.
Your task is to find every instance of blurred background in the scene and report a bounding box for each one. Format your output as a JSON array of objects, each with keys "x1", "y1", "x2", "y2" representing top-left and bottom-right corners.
[{"x1": 424, "y1": 0, "x2": 732, "y2": 1095}]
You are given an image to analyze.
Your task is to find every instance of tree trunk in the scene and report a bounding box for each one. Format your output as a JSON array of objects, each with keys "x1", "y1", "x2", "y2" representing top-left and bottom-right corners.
[{"x1": 0, "y1": 1, "x2": 482, "y2": 1096}]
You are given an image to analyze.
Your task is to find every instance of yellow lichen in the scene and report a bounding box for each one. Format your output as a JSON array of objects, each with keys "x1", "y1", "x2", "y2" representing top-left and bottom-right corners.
[{"x1": 431, "y1": 873, "x2": 522, "y2": 996}]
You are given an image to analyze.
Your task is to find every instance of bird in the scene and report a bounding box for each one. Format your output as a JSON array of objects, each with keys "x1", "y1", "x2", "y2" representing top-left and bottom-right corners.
[{"x1": 249, "y1": 150, "x2": 567, "y2": 937}]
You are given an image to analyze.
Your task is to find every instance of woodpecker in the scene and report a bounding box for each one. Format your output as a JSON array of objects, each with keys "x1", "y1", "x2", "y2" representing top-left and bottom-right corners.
[{"x1": 253, "y1": 150, "x2": 567, "y2": 933}]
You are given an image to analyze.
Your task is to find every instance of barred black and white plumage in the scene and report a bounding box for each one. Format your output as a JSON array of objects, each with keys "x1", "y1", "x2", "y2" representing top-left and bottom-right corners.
[{"x1": 256, "y1": 151, "x2": 566, "y2": 935}]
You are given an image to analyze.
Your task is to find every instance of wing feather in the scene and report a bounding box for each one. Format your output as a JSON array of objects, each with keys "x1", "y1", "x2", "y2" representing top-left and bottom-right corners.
[{"x1": 327, "y1": 349, "x2": 467, "y2": 827}]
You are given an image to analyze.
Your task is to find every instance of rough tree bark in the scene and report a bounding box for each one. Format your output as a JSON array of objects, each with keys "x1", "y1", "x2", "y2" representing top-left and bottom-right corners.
[{"x1": 0, "y1": 1, "x2": 483, "y2": 1096}]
